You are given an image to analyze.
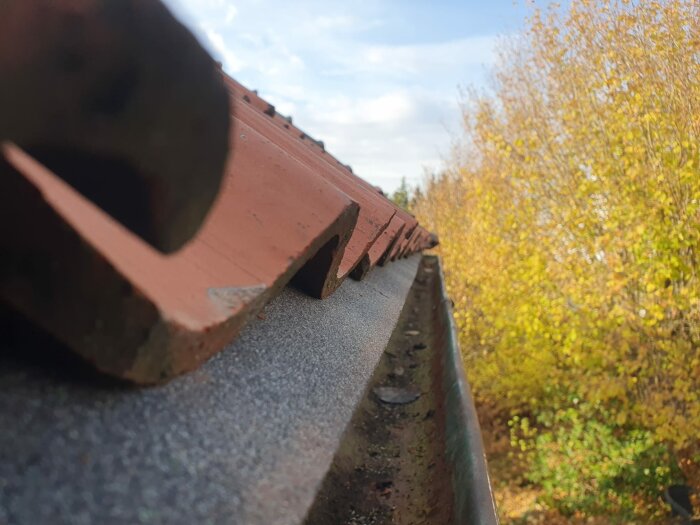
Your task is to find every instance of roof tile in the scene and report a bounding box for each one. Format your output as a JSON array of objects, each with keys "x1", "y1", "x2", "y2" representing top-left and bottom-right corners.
[
  {"x1": 1, "y1": 41, "x2": 437, "y2": 381},
  {"x1": 0, "y1": 0, "x2": 230, "y2": 253},
  {"x1": 0, "y1": 126, "x2": 358, "y2": 382},
  {"x1": 225, "y1": 77, "x2": 397, "y2": 297},
  {"x1": 350, "y1": 215, "x2": 405, "y2": 281}
]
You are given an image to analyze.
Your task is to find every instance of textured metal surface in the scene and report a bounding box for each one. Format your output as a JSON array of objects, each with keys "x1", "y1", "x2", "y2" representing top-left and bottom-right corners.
[{"x1": 0, "y1": 256, "x2": 421, "y2": 525}]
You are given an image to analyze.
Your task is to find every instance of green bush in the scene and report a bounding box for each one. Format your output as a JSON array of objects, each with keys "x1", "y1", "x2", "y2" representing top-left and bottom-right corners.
[{"x1": 511, "y1": 403, "x2": 682, "y2": 520}]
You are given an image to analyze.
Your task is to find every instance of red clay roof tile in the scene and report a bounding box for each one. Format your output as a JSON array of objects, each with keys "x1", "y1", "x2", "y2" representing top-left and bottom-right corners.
[
  {"x1": 0, "y1": 0, "x2": 230, "y2": 253},
  {"x1": 0, "y1": 127, "x2": 358, "y2": 382},
  {"x1": 1, "y1": 38, "x2": 437, "y2": 382},
  {"x1": 224, "y1": 77, "x2": 397, "y2": 297},
  {"x1": 350, "y1": 215, "x2": 406, "y2": 281},
  {"x1": 399, "y1": 228, "x2": 421, "y2": 259}
]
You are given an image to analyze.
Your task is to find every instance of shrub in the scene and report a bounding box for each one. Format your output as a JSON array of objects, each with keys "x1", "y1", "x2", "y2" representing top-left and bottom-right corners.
[
  {"x1": 414, "y1": 0, "x2": 700, "y2": 518},
  {"x1": 512, "y1": 404, "x2": 681, "y2": 520}
]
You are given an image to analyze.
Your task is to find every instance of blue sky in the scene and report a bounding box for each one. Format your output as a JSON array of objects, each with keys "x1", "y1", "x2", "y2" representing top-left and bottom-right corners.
[{"x1": 164, "y1": 0, "x2": 549, "y2": 193}]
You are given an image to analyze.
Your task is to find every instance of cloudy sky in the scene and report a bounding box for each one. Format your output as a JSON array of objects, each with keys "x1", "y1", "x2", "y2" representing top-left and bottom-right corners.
[{"x1": 164, "y1": 0, "x2": 544, "y2": 193}]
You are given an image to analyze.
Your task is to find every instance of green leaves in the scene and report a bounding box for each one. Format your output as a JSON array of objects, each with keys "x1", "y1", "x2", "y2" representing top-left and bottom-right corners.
[{"x1": 522, "y1": 405, "x2": 680, "y2": 519}]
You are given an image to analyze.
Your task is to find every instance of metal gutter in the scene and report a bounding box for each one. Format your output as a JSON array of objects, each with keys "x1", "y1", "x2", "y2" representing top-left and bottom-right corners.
[
  {"x1": 302, "y1": 255, "x2": 498, "y2": 525},
  {"x1": 433, "y1": 255, "x2": 499, "y2": 524}
]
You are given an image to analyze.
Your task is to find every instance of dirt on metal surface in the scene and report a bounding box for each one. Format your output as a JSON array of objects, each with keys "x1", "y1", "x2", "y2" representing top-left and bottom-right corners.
[{"x1": 304, "y1": 257, "x2": 454, "y2": 525}]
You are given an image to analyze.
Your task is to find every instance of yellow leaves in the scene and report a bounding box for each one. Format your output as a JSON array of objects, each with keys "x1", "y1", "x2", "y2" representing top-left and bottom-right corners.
[
  {"x1": 615, "y1": 412, "x2": 628, "y2": 426},
  {"x1": 413, "y1": 0, "x2": 700, "y2": 455},
  {"x1": 641, "y1": 111, "x2": 657, "y2": 124}
]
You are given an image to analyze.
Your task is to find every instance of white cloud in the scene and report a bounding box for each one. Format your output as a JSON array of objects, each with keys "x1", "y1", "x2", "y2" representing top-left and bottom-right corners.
[
  {"x1": 311, "y1": 15, "x2": 358, "y2": 31},
  {"x1": 306, "y1": 91, "x2": 414, "y2": 126},
  {"x1": 224, "y1": 5, "x2": 238, "y2": 24},
  {"x1": 260, "y1": 86, "x2": 461, "y2": 190},
  {"x1": 163, "y1": 0, "x2": 498, "y2": 192},
  {"x1": 202, "y1": 26, "x2": 244, "y2": 72},
  {"x1": 361, "y1": 36, "x2": 498, "y2": 74}
]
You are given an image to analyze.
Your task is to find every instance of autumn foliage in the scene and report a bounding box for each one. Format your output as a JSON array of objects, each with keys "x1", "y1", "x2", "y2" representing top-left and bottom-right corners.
[{"x1": 414, "y1": 0, "x2": 700, "y2": 520}]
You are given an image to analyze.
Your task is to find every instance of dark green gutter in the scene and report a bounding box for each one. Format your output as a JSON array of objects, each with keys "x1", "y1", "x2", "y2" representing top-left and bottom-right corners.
[{"x1": 431, "y1": 255, "x2": 499, "y2": 524}]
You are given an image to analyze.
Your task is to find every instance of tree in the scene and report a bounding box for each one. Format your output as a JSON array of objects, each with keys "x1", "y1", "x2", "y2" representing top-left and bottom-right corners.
[
  {"x1": 390, "y1": 177, "x2": 411, "y2": 211},
  {"x1": 413, "y1": 0, "x2": 700, "y2": 519}
]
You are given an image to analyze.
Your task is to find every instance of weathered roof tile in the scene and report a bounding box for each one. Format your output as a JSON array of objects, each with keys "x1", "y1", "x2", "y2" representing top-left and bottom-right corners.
[
  {"x1": 1, "y1": 46, "x2": 436, "y2": 382},
  {"x1": 0, "y1": 0, "x2": 230, "y2": 253},
  {"x1": 0, "y1": 122, "x2": 358, "y2": 382},
  {"x1": 350, "y1": 215, "x2": 405, "y2": 281},
  {"x1": 225, "y1": 76, "x2": 397, "y2": 297}
]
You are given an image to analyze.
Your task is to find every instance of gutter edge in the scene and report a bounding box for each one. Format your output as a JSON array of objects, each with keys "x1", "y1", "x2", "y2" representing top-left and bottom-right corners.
[{"x1": 432, "y1": 255, "x2": 499, "y2": 525}]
